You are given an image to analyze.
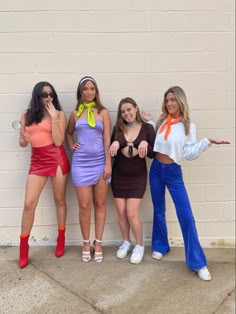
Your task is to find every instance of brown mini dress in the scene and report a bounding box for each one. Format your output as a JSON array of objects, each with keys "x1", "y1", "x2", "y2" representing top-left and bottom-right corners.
[{"x1": 111, "y1": 122, "x2": 156, "y2": 198}]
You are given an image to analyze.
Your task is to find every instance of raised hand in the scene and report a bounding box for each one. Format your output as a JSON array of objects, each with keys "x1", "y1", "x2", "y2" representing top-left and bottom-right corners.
[
  {"x1": 45, "y1": 100, "x2": 58, "y2": 120},
  {"x1": 140, "y1": 111, "x2": 153, "y2": 122},
  {"x1": 20, "y1": 129, "x2": 30, "y2": 142}
]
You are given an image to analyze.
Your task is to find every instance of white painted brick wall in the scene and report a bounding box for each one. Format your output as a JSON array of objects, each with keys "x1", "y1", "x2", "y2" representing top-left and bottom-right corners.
[{"x1": 0, "y1": 0, "x2": 235, "y2": 247}]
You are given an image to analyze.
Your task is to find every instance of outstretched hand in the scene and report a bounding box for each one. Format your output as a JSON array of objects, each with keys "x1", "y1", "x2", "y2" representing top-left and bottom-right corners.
[{"x1": 208, "y1": 138, "x2": 230, "y2": 145}]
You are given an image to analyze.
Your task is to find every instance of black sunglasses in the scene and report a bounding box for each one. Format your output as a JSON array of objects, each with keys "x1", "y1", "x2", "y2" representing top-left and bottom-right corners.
[{"x1": 40, "y1": 92, "x2": 54, "y2": 98}]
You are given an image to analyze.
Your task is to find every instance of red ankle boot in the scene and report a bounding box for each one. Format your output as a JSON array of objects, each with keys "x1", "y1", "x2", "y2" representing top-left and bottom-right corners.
[
  {"x1": 55, "y1": 228, "x2": 65, "y2": 258},
  {"x1": 18, "y1": 235, "x2": 29, "y2": 268}
]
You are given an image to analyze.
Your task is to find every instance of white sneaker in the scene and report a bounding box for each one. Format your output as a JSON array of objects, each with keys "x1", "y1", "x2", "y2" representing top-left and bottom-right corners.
[
  {"x1": 197, "y1": 266, "x2": 212, "y2": 281},
  {"x1": 116, "y1": 241, "x2": 132, "y2": 259},
  {"x1": 130, "y1": 245, "x2": 144, "y2": 264},
  {"x1": 152, "y1": 251, "x2": 163, "y2": 260}
]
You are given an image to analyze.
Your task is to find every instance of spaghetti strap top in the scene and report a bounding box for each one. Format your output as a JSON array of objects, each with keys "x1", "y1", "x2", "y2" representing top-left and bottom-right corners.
[{"x1": 25, "y1": 119, "x2": 53, "y2": 147}]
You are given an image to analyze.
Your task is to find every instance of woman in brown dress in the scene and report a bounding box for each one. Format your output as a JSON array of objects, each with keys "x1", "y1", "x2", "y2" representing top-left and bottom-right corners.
[{"x1": 109, "y1": 97, "x2": 155, "y2": 264}]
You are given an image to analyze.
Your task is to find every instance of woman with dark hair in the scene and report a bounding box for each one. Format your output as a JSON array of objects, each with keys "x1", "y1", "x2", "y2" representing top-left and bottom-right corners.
[
  {"x1": 142, "y1": 86, "x2": 230, "y2": 280},
  {"x1": 18, "y1": 81, "x2": 70, "y2": 268},
  {"x1": 109, "y1": 97, "x2": 156, "y2": 264},
  {"x1": 66, "y1": 76, "x2": 111, "y2": 263}
]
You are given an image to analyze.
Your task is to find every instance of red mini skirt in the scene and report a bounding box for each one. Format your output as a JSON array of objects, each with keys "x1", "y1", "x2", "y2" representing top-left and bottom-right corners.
[{"x1": 29, "y1": 144, "x2": 70, "y2": 176}]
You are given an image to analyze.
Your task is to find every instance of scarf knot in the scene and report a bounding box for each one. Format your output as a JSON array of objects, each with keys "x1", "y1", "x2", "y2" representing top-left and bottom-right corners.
[
  {"x1": 159, "y1": 114, "x2": 182, "y2": 140},
  {"x1": 77, "y1": 101, "x2": 96, "y2": 127}
]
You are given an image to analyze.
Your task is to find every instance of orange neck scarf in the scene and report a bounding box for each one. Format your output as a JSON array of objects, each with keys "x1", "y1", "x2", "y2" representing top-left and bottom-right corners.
[{"x1": 159, "y1": 114, "x2": 183, "y2": 140}]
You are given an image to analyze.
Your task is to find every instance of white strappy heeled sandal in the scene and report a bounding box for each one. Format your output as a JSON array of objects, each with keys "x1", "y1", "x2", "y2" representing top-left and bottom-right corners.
[
  {"x1": 82, "y1": 240, "x2": 91, "y2": 262},
  {"x1": 93, "y1": 239, "x2": 103, "y2": 263}
]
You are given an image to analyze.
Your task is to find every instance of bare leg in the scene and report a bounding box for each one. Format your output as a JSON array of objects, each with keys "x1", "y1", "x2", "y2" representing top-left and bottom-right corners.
[
  {"x1": 51, "y1": 168, "x2": 68, "y2": 257},
  {"x1": 75, "y1": 186, "x2": 92, "y2": 252},
  {"x1": 93, "y1": 176, "x2": 108, "y2": 253},
  {"x1": 114, "y1": 198, "x2": 131, "y2": 242},
  {"x1": 126, "y1": 198, "x2": 143, "y2": 246},
  {"x1": 21, "y1": 175, "x2": 48, "y2": 234},
  {"x1": 51, "y1": 167, "x2": 68, "y2": 227}
]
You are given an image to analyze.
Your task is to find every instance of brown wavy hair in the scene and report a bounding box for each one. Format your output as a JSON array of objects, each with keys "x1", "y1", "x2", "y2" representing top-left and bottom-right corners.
[{"x1": 113, "y1": 97, "x2": 143, "y2": 139}]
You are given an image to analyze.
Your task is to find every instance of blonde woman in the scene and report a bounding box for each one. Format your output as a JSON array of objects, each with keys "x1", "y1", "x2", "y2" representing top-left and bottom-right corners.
[{"x1": 142, "y1": 86, "x2": 229, "y2": 280}]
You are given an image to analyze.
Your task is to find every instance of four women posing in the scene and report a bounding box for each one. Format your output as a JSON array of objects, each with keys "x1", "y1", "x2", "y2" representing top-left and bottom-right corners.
[{"x1": 17, "y1": 80, "x2": 229, "y2": 281}]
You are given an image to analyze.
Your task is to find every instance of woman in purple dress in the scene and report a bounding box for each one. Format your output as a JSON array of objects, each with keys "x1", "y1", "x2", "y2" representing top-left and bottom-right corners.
[{"x1": 66, "y1": 76, "x2": 111, "y2": 262}]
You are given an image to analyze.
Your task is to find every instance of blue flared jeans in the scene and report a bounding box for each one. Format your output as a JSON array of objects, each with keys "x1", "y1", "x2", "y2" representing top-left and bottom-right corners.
[{"x1": 149, "y1": 159, "x2": 207, "y2": 270}]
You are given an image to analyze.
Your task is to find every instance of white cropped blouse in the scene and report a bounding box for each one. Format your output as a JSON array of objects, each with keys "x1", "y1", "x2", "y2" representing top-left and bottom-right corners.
[{"x1": 153, "y1": 120, "x2": 211, "y2": 165}]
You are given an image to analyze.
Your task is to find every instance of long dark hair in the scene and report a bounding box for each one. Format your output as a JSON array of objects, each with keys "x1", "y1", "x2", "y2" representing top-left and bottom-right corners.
[
  {"x1": 75, "y1": 76, "x2": 106, "y2": 113},
  {"x1": 114, "y1": 97, "x2": 142, "y2": 139},
  {"x1": 25, "y1": 81, "x2": 62, "y2": 126}
]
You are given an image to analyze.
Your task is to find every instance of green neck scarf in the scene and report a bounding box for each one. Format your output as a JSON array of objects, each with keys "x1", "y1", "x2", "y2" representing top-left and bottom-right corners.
[{"x1": 77, "y1": 101, "x2": 96, "y2": 127}]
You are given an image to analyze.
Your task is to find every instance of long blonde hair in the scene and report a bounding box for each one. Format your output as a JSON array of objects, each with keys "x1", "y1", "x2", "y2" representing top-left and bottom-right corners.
[{"x1": 156, "y1": 86, "x2": 191, "y2": 135}]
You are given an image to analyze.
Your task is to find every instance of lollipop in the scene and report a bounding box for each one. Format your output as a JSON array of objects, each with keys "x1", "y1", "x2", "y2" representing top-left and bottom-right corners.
[{"x1": 12, "y1": 120, "x2": 22, "y2": 130}]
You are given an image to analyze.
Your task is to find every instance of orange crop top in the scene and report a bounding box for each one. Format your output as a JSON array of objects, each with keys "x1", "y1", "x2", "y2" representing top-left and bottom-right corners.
[{"x1": 25, "y1": 119, "x2": 53, "y2": 147}]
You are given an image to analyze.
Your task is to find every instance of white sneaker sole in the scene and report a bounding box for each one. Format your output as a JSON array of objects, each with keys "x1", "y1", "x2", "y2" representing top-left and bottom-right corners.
[
  {"x1": 197, "y1": 271, "x2": 212, "y2": 281},
  {"x1": 116, "y1": 248, "x2": 132, "y2": 259},
  {"x1": 152, "y1": 252, "x2": 163, "y2": 260},
  {"x1": 130, "y1": 257, "x2": 143, "y2": 264}
]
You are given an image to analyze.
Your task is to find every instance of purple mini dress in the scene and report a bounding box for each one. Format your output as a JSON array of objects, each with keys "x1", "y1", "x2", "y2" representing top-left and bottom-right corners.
[{"x1": 71, "y1": 118, "x2": 105, "y2": 186}]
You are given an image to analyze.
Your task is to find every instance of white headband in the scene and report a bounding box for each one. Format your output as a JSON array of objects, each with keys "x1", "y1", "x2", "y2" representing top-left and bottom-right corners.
[{"x1": 79, "y1": 77, "x2": 96, "y2": 85}]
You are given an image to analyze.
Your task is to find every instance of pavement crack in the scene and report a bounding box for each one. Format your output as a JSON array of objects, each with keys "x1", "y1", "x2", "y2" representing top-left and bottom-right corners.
[
  {"x1": 84, "y1": 273, "x2": 101, "y2": 295},
  {"x1": 30, "y1": 262, "x2": 102, "y2": 313},
  {"x1": 213, "y1": 287, "x2": 235, "y2": 313}
]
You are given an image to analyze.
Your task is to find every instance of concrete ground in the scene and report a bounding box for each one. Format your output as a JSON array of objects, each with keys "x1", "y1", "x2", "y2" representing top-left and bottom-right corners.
[{"x1": 0, "y1": 246, "x2": 235, "y2": 314}]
